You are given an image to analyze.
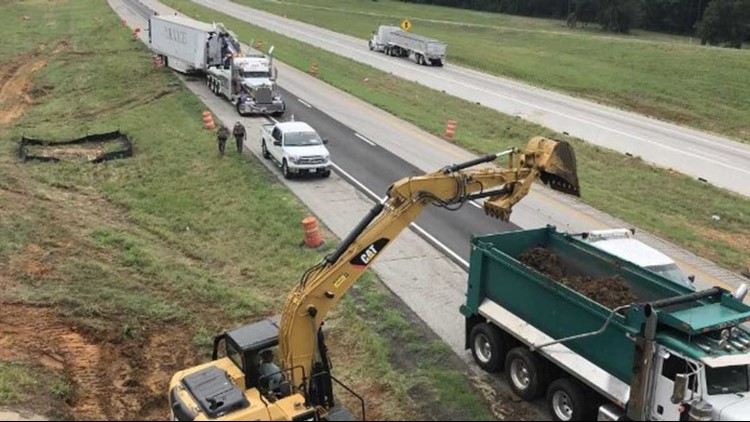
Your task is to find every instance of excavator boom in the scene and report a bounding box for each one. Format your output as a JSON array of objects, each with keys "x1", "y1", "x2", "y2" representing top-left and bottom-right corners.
[
  {"x1": 280, "y1": 137, "x2": 580, "y2": 406},
  {"x1": 168, "y1": 136, "x2": 580, "y2": 422}
]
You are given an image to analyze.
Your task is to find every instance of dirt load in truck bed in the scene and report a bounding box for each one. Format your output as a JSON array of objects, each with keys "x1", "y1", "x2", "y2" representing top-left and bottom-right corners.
[{"x1": 519, "y1": 247, "x2": 637, "y2": 309}]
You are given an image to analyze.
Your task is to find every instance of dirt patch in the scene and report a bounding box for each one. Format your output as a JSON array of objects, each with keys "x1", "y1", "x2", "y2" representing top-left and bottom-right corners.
[
  {"x1": 0, "y1": 304, "x2": 197, "y2": 420},
  {"x1": 519, "y1": 247, "x2": 637, "y2": 309},
  {"x1": 0, "y1": 59, "x2": 47, "y2": 125},
  {"x1": 697, "y1": 226, "x2": 750, "y2": 258},
  {"x1": 18, "y1": 130, "x2": 133, "y2": 163},
  {"x1": 0, "y1": 41, "x2": 67, "y2": 127}
]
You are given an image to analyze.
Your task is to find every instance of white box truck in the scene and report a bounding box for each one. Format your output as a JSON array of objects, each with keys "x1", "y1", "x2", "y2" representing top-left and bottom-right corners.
[
  {"x1": 148, "y1": 14, "x2": 285, "y2": 116},
  {"x1": 369, "y1": 25, "x2": 446, "y2": 67}
]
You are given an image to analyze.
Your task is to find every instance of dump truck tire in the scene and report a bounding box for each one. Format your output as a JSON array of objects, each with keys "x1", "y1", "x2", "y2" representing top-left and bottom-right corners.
[
  {"x1": 506, "y1": 347, "x2": 547, "y2": 400},
  {"x1": 547, "y1": 378, "x2": 588, "y2": 421},
  {"x1": 470, "y1": 323, "x2": 507, "y2": 373}
]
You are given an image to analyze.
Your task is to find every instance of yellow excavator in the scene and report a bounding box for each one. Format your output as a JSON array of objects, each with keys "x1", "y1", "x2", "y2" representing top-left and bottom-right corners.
[{"x1": 168, "y1": 136, "x2": 581, "y2": 421}]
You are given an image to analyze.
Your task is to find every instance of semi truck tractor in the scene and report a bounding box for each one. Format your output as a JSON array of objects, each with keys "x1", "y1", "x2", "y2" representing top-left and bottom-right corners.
[
  {"x1": 148, "y1": 14, "x2": 285, "y2": 116},
  {"x1": 462, "y1": 225, "x2": 750, "y2": 421},
  {"x1": 369, "y1": 25, "x2": 446, "y2": 66}
]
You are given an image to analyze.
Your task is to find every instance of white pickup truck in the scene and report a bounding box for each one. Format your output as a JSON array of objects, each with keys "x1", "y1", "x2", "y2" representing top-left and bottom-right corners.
[
  {"x1": 260, "y1": 122, "x2": 331, "y2": 179},
  {"x1": 571, "y1": 228, "x2": 696, "y2": 290}
]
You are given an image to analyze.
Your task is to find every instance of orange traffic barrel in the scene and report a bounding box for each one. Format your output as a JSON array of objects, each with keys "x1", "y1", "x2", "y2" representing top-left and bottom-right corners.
[
  {"x1": 302, "y1": 216, "x2": 323, "y2": 248},
  {"x1": 444, "y1": 119, "x2": 457, "y2": 139},
  {"x1": 202, "y1": 111, "x2": 215, "y2": 130}
]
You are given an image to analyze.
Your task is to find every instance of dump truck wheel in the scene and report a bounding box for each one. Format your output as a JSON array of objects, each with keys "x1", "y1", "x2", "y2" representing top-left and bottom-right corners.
[
  {"x1": 470, "y1": 323, "x2": 507, "y2": 372},
  {"x1": 506, "y1": 347, "x2": 547, "y2": 400},
  {"x1": 547, "y1": 378, "x2": 587, "y2": 421}
]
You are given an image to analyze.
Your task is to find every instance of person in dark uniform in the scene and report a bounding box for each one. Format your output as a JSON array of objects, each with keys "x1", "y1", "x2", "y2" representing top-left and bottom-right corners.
[
  {"x1": 217, "y1": 124, "x2": 229, "y2": 157},
  {"x1": 233, "y1": 121, "x2": 246, "y2": 155}
]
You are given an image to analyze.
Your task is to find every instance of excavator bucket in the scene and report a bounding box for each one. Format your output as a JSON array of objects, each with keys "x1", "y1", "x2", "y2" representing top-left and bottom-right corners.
[{"x1": 523, "y1": 137, "x2": 580, "y2": 197}]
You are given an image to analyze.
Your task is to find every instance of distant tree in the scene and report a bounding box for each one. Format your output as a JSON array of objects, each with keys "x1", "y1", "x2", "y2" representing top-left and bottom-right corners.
[
  {"x1": 639, "y1": 0, "x2": 695, "y2": 34},
  {"x1": 597, "y1": 0, "x2": 640, "y2": 33},
  {"x1": 696, "y1": 0, "x2": 750, "y2": 48},
  {"x1": 574, "y1": 0, "x2": 601, "y2": 27}
]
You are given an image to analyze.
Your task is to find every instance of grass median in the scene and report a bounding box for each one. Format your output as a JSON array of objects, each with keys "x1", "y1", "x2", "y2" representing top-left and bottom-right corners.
[
  {"x1": 0, "y1": 0, "x2": 497, "y2": 420},
  {"x1": 228, "y1": 0, "x2": 750, "y2": 143},
  {"x1": 170, "y1": 0, "x2": 750, "y2": 274}
]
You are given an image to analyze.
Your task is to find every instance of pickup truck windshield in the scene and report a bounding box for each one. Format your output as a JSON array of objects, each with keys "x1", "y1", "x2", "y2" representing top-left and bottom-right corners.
[
  {"x1": 242, "y1": 71, "x2": 270, "y2": 79},
  {"x1": 285, "y1": 132, "x2": 322, "y2": 147},
  {"x1": 706, "y1": 365, "x2": 749, "y2": 395}
]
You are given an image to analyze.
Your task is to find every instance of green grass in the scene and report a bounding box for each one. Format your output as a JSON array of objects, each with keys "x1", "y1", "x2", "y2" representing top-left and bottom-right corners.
[
  {"x1": 0, "y1": 362, "x2": 69, "y2": 406},
  {"x1": 0, "y1": 0, "x2": 496, "y2": 419},
  {"x1": 336, "y1": 274, "x2": 494, "y2": 421},
  {"x1": 169, "y1": 0, "x2": 750, "y2": 274},
  {"x1": 222, "y1": 0, "x2": 750, "y2": 143}
]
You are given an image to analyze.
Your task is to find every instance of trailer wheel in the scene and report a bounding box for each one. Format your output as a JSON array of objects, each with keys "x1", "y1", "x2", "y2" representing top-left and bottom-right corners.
[
  {"x1": 505, "y1": 347, "x2": 547, "y2": 400},
  {"x1": 547, "y1": 379, "x2": 588, "y2": 422},
  {"x1": 469, "y1": 323, "x2": 507, "y2": 372}
]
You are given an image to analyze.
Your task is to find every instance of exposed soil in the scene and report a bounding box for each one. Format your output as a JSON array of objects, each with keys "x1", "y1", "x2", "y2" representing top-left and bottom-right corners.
[
  {"x1": 0, "y1": 175, "x2": 197, "y2": 421},
  {"x1": 0, "y1": 304, "x2": 197, "y2": 420},
  {"x1": 27, "y1": 144, "x2": 106, "y2": 161},
  {"x1": 519, "y1": 247, "x2": 638, "y2": 309},
  {"x1": 0, "y1": 42, "x2": 66, "y2": 127}
]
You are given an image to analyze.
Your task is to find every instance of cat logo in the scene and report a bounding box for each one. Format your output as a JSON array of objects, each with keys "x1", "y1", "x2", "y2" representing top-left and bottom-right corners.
[
  {"x1": 400, "y1": 19, "x2": 412, "y2": 32},
  {"x1": 350, "y1": 238, "x2": 390, "y2": 267}
]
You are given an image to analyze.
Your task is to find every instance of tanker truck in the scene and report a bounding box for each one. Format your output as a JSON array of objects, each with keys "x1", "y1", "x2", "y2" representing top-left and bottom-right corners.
[
  {"x1": 148, "y1": 14, "x2": 285, "y2": 116},
  {"x1": 462, "y1": 226, "x2": 750, "y2": 421}
]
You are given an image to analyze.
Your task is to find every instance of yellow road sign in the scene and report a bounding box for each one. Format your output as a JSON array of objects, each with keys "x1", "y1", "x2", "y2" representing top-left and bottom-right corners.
[{"x1": 400, "y1": 19, "x2": 411, "y2": 31}]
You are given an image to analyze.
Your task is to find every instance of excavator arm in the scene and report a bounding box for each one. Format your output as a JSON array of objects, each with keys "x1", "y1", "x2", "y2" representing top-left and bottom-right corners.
[{"x1": 279, "y1": 137, "x2": 580, "y2": 402}]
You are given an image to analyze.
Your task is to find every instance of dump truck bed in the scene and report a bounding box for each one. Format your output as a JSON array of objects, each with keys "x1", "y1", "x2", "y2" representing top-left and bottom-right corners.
[{"x1": 462, "y1": 226, "x2": 694, "y2": 387}]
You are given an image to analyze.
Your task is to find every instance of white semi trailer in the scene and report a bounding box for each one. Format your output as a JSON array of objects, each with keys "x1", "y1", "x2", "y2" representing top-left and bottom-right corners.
[
  {"x1": 369, "y1": 25, "x2": 446, "y2": 67},
  {"x1": 148, "y1": 14, "x2": 285, "y2": 116}
]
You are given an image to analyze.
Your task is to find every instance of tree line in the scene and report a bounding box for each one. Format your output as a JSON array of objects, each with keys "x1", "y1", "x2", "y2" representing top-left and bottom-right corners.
[{"x1": 396, "y1": 0, "x2": 750, "y2": 47}]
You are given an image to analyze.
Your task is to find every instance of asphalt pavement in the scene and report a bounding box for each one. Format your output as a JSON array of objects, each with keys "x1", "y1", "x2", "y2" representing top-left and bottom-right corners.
[{"x1": 190, "y1": 0, "x2": 750, "y2": 198}]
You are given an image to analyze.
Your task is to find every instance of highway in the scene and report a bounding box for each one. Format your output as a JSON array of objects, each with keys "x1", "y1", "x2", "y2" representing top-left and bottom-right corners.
[
  {"x1": 190, "y1": 0, "x2": 750, "y2": 198},
  {"x1": 112, "y1": 0, "x2": 749, "y2": 419},
  {"x1": 124, "y1": 0, "x2": 748, "y2": 291}
]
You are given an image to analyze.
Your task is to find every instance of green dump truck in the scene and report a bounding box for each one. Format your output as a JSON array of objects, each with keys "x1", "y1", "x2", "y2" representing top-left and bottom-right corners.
[{"x1": 461, "y1": 226, "x2": 750, "y2": 421}]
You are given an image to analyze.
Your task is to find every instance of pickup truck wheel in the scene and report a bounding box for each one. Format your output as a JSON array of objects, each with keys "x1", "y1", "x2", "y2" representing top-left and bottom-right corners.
[
  {"x1": 282, "y1": 160, "x2": 292, "y2": 179},
  {"x1": 469, "y1": 323, "x2": 507, "y2": 372},
  {"x1": 321, "y1": 170, "x2": 331, "y2": 178},
  {"x1": 261, "y1": 142, "x2": 270, "y2": 159},
  {"x1": 506, "y1": 347, "x2": 547, "y2": 401},
  {"x1": 547, "y1": 379, "x2": 588, "y2": 422}
]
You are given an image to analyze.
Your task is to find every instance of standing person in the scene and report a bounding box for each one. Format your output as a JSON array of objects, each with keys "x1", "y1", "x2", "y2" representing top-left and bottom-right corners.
[
  {"x1": 233, "y1": 121, "x2": 246, "y2": 155},
  {"x1": 217, "y1": 124, "x2": 229, "y2": 157}
]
